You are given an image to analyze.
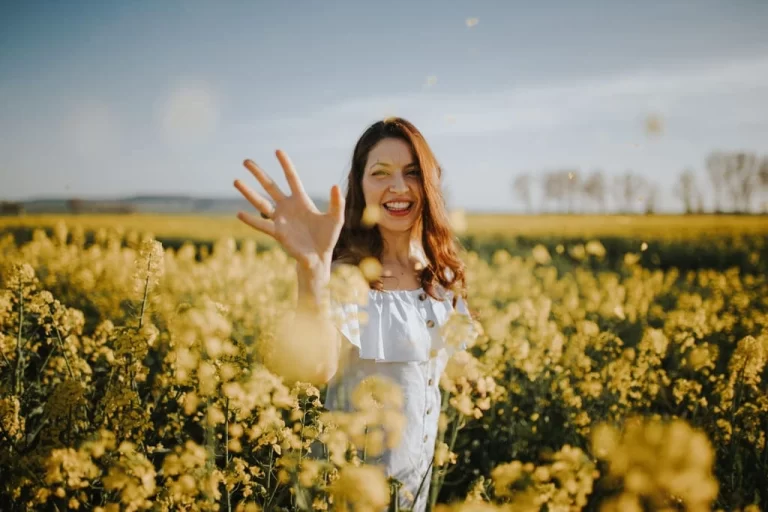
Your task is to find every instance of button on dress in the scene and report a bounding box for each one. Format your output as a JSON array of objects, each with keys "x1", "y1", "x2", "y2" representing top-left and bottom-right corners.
[{"x1": 325, "y1": 285, "x2": 476, "y2": 511}]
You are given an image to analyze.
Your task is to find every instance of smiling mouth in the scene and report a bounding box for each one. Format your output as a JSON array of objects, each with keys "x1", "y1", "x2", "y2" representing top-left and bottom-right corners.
[{"x1": 382, "y1": 201, "x2": 414, "y2": 213}]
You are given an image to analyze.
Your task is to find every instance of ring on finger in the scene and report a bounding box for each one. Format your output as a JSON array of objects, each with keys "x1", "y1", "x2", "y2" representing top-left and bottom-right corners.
[{"x1": 261, "y1": 205, "x2": 275, "y2": 219}]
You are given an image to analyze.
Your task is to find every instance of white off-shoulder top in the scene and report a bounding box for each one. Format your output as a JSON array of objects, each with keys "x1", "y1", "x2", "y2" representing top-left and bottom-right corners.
[{"x1": 325, "y1": 285, "x2": 476, "y2": 511}]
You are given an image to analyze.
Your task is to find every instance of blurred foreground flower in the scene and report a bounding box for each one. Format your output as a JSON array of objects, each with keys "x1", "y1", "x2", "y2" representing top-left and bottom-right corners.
[
  {"x1": 585, "y1": 240, "x2": 606, "y2": 259},
  {"x1": 262, "y1": 306, "x2": 340, "y2": 386},
  {"x1": 330, "y1": 466, "x2": 390, "y2": 512},
  {"x1": 362, "y1": 205, "x2": 381, "y2": 227},
  {"x1": 591, "y1": 416, "x2": 718, "y2": 512},
  {"x1": 531, "y1": 244, "x2": 551, "y2": 265},
  {"x1": 490, "y1": 445, "x2": 597, "y2": 510},
  {"x1": 359, "y1": 257, "x2": 383, "y2": 282},
  {"x1": 132, "y1": 237, "x2": 165, "y2": 296}
]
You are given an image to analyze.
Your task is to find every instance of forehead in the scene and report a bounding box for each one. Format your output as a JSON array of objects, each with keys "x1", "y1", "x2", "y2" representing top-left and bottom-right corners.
[{"x1": 365, "y1": 138, "x2": 415, "y2": 168}]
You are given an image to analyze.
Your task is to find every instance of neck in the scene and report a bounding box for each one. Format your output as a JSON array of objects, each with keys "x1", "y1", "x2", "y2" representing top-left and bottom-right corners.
[{"x1": 379, "y1": 228, "x2": 413, "y2": 267}]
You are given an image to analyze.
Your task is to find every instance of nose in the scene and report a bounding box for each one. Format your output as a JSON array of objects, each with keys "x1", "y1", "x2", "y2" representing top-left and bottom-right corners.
[{"x1": 389, "y1": 172, "x2": 408, "y2": 193}]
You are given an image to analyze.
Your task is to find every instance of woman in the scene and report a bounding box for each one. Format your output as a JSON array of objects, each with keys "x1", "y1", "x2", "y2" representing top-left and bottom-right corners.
[{"x1": 234, "y1": 117, "x2": 476, "y2": 511}]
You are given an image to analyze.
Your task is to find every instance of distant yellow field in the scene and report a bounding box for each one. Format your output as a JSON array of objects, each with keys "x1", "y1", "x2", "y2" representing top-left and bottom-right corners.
[
  {"x1": 0, "y1": 213, "x2": 764, "y2": 243},
  {"x1": 462, "y1": 213, "x2": 765, "y2": 238}
]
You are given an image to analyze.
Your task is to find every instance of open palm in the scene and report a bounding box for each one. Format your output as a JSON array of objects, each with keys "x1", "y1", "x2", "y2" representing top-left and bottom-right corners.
[{"x1": 234, "y1": 150, "x2": 345, "y2": 270}]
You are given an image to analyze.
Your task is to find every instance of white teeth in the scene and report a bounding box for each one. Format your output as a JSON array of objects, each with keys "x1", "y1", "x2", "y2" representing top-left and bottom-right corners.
[{"x1": 384, "y1": 201, "x2": 412, "y2": 211}]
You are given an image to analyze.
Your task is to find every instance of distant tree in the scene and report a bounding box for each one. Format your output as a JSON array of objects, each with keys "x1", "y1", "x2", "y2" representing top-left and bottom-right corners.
[
  {"x1": 722, "y1": 151, "x2": 760, "y2": 213},
  {"x1": 563, "y1": 169, "x2": 581, "y2": 214},
  {"x1": 541, "y1": 171, "x2": 565, "y2": 213},
  {"x1": 759, "y1": 156, "x2": 768, "y2": 213},
  {"x1": 612, "y1": 171, "x2": 647, "y2": 214},
  {"x1": 512, "y1": 173, "x2": 533, "y2": 213},
  {"x1": 0, "y1": 202, "x2": 24, "y2": 216},
  {"x1": 695, "y1": 192, "x2": 705, "y2": 214},
  {"x1": 542, "y1": 170, "x2": 578, "y2": 213},
  {"x1": 706, "y1": 152, "x2": 727, "y2": 213},
  {"x1": 68, "y1": 198, "x2": 84, "y2": 214},
  {"x1": 644, "y1": 184, "x2": 659, "y2": 215},
  {"x1": 674, "y1": 168, "x2": 699, "y2": 214},
  {"x1": 582, "y1": 170, "x2": 607, "y2": 213}
]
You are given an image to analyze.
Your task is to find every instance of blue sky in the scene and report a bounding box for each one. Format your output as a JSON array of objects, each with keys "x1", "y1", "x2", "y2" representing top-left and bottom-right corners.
[{"x1": 2, "y1": 0, "x2": 767, "y2": 212}]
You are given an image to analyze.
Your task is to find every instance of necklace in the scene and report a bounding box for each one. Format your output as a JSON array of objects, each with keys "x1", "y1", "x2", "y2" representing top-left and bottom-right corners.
[{"x1": 381, "y1": 265, "x2": 420, "y2": 290}]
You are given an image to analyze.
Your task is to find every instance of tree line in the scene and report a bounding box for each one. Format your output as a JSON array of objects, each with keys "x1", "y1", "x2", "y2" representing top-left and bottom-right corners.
[{"x1": 511, "y1": 150, "x2": 768, "y2": 214}]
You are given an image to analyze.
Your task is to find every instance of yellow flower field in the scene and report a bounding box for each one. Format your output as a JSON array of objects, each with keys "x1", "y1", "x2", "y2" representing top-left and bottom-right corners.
[
  {"x1": 0, "y1": 219, "x2": 766, "y2": 511},
  {"x1": 1, "y1": 213, "x2": 767, "y2": 243}
]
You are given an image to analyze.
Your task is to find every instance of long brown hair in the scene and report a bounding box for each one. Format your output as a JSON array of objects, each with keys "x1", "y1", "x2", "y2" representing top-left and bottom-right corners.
[{"x1": 332, "y1": 117, "x2": 467, "y2": 304}]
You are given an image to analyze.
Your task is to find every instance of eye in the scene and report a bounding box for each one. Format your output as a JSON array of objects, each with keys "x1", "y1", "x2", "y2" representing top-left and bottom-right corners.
[{"x1": 407, "y1": 169, "x2": 421, "y2": 176}]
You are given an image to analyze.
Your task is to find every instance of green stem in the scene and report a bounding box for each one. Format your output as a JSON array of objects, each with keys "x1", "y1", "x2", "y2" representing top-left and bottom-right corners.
[
  {"x1": 35, "y1": 342, "x2": 55, "y2": 387},
  {"x1": 298, "y1": 398, "x2": 307, "y2": 467},
  {"x1": 440, "y1": 413, "x2": 463, "y2": 491},
  {"x1": 129, "y1": 259, "x2": 153, "y2": 395},
  {"x1": 15, "y1": 282, "x2": 24, "y2": 395},
  {"x1": 54, "y1": 326, "x2": 75, "y2": 379},
  {"x1": 430, "y1": 404, "x2": 464, "y2": 509},
  {"x1": 412, "y1": 459, "x2": 433, "y2": 510},
  {"x1": 727, "y1": 365, "x2": 747, "y2": 493},
  {"x1": 428, "y1": 391, "x2": 451, "y2": 510},
  {"x1": 388, "y1": 479, "x2": 401, "y2": 512},
  {"x1": 203, "y1": 393, "x2": 215, "y2": 505},
  {"x1": 139, "y1": 258, "x2": 152, "y2": 329},
  {"x1": 265, "y1": 446, "x2": 276, "y2": 509},
  {"x1": 225, "y1": 398, "x2": 231, "y2": 512}
]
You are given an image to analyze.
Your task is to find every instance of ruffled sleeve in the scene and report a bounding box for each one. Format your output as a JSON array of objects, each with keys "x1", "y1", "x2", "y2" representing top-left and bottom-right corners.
[
  {"x1": 330, "y1": 288, "x2": 434, "y2": 362},
  {"x1": 329, "y1": 287, "x2": 478, "y2": 363},
  {"x1": 329, "y1": 298, "x2": 363, "y2": 351}
]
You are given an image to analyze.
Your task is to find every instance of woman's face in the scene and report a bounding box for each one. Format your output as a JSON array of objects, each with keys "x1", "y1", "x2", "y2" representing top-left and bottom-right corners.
[{"x1": 362, "y1": 137, "x2": 424, "y2": 233}]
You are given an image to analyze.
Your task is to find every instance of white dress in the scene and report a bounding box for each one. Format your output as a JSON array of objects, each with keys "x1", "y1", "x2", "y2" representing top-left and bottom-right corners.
[{"x1": 325, "y1": 285, "x2": 475, "y2": 511}]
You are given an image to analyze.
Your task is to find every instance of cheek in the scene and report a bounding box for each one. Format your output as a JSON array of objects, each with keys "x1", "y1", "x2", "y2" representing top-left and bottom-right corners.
[{"x1": 362, "y1": 179, "x2": 385, "y2": 203}]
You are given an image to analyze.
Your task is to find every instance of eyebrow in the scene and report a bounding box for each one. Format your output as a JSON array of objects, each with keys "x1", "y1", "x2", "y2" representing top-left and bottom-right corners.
[{"x1": 370, "y1": 161, "x2": 418, "y2": 169}]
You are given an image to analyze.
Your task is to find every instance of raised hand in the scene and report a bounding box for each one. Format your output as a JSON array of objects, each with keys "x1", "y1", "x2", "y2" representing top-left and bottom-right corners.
[{"x1": 234, "y1": 150, "x2": 345, "y2": 270}]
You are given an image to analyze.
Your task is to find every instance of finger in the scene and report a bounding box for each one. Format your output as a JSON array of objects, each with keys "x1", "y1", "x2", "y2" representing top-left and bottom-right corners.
[
  {"x1": 234, "y1": 179, "x2": 274, "y2": 217},
  {"x1": 243, "y1": 159, "x2": 286, "y2": 202},
  {"x1": 327, "y1": 184, "x2": 345, "y2": 223},
  {"x1": 236, "y1": 211, "x2": 276, "y2": 238},
  {"x1": 275, "y1": 149, "x2": 308, "y2": 199}
]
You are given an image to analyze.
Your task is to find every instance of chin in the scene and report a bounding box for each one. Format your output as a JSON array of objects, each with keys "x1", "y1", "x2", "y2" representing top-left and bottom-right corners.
[
  {"x1": 380, "y1": 224, "x2": 412, "y2": 233},
  {"x1": 378, "y1": 221, "x2": 414, "y2": 233}
]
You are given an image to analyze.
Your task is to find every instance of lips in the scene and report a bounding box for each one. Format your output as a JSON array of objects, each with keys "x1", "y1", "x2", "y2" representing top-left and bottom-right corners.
[
  {"x1": 382, "y1": 201, "x2": 413, "y2": 212},
  {"x1": 381, "y1": 201, "x2": 414, "y2": 217}
]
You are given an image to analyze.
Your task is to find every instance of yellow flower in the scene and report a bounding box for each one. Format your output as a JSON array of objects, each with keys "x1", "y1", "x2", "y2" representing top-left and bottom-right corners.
[
  {"x1": 361, "y1": 205, "x2": 381, "y2": 227},
  {"x1": 531, "y1": 244, "x2": 551, "y2": 265},
  {"x1": 359, "y1": 257, "x2": 383, "y2": 282},
  {"x1": 351, "y1": 375, "x2": 404, "y2": 411},
  {"x1": 330, "y1": 466, "x2": 389, "y2": 512},
  {"x1": 434, "y1": 442, "x2": 458, "y2": 467}
]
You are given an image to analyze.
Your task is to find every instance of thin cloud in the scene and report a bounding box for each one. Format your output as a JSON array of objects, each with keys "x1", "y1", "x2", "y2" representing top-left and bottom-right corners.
[{"x1": 248, "y1": 53, "x2": 768, "y2": 148}]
